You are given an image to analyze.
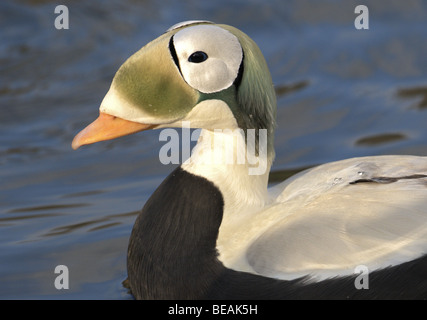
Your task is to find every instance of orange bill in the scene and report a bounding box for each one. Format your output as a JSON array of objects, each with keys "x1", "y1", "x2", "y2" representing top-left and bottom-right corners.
[{"x1": 72, "y1": 112, "x2": 156, "y2": 150}]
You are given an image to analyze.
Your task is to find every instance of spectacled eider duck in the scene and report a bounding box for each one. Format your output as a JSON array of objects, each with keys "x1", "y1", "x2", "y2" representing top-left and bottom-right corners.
[{"x1": 72, "y1": 20, "x2": 427, "y2": 299}]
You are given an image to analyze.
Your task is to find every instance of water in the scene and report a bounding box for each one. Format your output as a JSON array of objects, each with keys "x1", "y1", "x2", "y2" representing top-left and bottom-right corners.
[{"x1": 1, "y1": 0, "x2": 427, "y2": 299}]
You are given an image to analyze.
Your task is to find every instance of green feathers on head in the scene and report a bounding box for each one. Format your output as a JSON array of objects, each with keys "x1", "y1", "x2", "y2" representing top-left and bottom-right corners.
[{"x1": 221, "y1": 24, "x2": 277, "y2": 155}]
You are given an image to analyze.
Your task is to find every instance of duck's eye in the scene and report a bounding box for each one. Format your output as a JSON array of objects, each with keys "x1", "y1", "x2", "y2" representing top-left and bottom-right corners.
[{"x1": 188, "y1": 51, "x2": 208, "y2": 63}]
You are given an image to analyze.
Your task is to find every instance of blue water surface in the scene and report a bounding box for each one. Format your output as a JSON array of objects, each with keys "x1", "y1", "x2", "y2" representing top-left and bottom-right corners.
[{"x1": 1, "y1": 0, "x2": 427, "y2": 299}]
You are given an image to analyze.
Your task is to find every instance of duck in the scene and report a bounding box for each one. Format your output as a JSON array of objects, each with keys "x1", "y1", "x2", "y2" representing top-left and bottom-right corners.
[{"x1": 72, "y1": 20, "x2": 427, "y2": 299}]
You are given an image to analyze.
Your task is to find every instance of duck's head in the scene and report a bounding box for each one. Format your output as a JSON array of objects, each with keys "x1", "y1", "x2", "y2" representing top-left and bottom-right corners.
[{"x1": 72, "y1": 21, "x2": 276, "y2": 158}]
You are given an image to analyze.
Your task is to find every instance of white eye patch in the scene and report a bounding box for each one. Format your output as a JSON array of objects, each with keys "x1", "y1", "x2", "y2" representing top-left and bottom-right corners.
[
  {"x1": 172, "y1": 25, "x2": 243, "y2": 94},
  {"x1": 167, "y1": 20, "x2": 213, "y2": 32}
]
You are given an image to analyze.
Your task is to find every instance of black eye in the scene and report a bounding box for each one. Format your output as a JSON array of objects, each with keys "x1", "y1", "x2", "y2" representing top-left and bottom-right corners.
[{"x1": 188, "y1": 51, "x2": 208, "y2": 63}]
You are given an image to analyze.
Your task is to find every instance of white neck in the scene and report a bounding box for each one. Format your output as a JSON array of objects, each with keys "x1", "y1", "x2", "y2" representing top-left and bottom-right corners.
[
  {"x1": 182, "y1": 128, "x2": 273, "y2": 221},
  {"x1": 182, "y1": 128, "x2": 274, "y2": 274}
]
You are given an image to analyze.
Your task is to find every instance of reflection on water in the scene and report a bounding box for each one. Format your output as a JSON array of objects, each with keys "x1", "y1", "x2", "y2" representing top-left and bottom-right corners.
[
  {"x1": 274, "y1": 80, "x2": 310, "y2": 98},
  {"x1": 355, "y1": 132, "x2": 407, "y2": 147},
  {"x1": 42, "y1": 210, "x2": 139, "y2": 237},
  {"x1": 397, "y1": 86, "x2": 427, "y2": 110},
  {"x1": 7, "y1": 203, "x2": 90, "y2": 214},
  {"x1": 1, "y1": 0, "x2": 427, "y2": 299}
]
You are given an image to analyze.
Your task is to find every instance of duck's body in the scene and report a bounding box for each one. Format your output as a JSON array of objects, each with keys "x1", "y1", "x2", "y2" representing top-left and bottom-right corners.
[
  {"x1": 128, "y1": 153, "x2": 427, "y2": 299},
  {"x1": 72, "y1": 21, "x2": 427, "y2": 299}
]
